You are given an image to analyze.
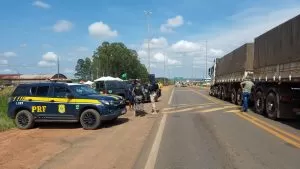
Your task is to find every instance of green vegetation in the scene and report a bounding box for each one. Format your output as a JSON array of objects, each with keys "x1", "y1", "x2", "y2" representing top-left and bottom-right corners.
[
  {"x1": 74, "y1": 42, "x2": 149, "y2": 82},
  {"x1": 0, "y1": 87, "x2": 15, "y2": 131}
]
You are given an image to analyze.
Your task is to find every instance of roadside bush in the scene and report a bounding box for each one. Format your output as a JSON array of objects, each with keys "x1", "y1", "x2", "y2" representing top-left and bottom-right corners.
[{"x1": 0, "y1": 87, "x2": 15, "y2": 131}]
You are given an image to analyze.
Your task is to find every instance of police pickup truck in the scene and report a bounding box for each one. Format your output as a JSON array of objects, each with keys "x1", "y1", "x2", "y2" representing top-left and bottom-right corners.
[{"x1": 7, "y1": 82, "x2": 127, "y2": 130}]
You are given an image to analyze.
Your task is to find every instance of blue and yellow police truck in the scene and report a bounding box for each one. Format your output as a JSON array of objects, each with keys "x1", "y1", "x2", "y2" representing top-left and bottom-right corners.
[{"x1": 7, "y1": 82, "x2": 127, "y2": 130}]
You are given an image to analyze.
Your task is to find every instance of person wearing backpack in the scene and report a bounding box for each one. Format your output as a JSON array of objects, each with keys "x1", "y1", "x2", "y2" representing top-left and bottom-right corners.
[{"x1": 132, "y1": 80, "x2": 145, "y2": 116}]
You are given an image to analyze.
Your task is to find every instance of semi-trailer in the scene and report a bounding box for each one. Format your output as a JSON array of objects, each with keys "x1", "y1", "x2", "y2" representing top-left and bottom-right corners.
[{"x1": 209, "y1": 14, "x2": 300, "y2": 120}]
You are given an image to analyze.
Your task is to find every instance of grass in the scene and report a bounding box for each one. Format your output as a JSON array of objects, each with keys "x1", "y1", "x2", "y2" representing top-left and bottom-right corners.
[{"x1": 0, "y1": 87, "x2": 15, "y2": 131}]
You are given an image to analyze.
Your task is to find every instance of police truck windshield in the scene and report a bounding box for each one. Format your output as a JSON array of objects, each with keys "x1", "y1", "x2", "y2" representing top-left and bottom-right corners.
[{"x1": 69, "y1": 85, "x2": 98, "y2": 96}]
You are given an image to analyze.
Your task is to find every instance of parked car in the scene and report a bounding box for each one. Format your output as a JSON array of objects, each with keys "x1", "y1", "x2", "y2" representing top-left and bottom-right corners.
[
  {"x1": 7, "y1": 82, "x2": 127, "y2": 130},
  {"x1": 94, "y1": 80, "x2": 128, "y2": 100}
]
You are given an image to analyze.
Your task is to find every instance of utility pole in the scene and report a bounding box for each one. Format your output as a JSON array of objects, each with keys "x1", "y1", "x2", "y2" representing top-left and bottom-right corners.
[
  {"x1": 144, "y1": 10, "x2": 152, "y2": 73},
  {"x1": 164, "y1": 52, "x2": 166, "y2": 85},
  {"x1": 205, "y1": 40, "x2": 208, "y2": 79},
  {"x1": 57, "y1": 55, "x2": 60, "y2": 79}
]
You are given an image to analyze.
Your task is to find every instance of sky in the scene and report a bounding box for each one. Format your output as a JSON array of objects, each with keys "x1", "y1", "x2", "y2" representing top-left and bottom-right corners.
[{"x1": 0, "y1": 0, "x2": 300, "y2": 79}]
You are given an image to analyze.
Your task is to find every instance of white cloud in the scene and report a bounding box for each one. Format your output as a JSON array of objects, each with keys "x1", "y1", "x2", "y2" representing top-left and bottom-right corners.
[
  {"x1": 190, "y1": 6, "x2": 300, "y2": 55},
  {"x1": 160, "y1": 15, "x2": 184, "y2": 33},
  {"x1": 42, "y1": 52, "x2": 57, "y2": 61},
  {"x1": 0, "y1": 60, "x2": 8, "y2": 64},
  {"x1": 168, "y1": 58, "x2": 180, "y2": 65},
  {"x1": 142, "y1": 37, "x2": 168, "y2": 49},
  {"x1": 150, "y1": 63, "x2": 156, "y2": 68},
  {"x1": 77, "y1": 46, "x2": 88, "y2": 52},
  {"x1": 138, "y1": 50, "x2": 147, "y2": 58},
  {"x1": 3, "y1": 69, "x2": 12, "y2": 72},
  {"x1": 38, "y1": 60, "x2": 56, "y2": 67},
  {"x1": 153, "y1": 52, "x2": 165, "y2": 62},
  {"x1": 171, "y1": 40, "x2": 203, "y2": 53},
  {"x1": 38, "y1": 52, "x2": 58, "y2": 67},
  {"x1": 53, "y1": 20, "x2": 73, "y2": 32},
  {"x1": 1, "y1": 52, "x2": 17, "y2": 57},
  {"x1": 153, "y1": 52, "x2": 181, "y2": 65},
  {"x1": 209, "y1": 48, "x2": 224, "y2": 57},
  {"x1": 20, "y1": 44, "x2": 27, "y2": 48},
  {"x1": 187, "y1": 21, "x2": 192, "y2": 25},
  {"x1": 160, "y1": 26, "x2": 174, "y2": 33},
  {"x1": 88, "y1": 21, "x2": 118, "y2": 38},
  {"x1": 32, "y1": 1, "x2": 51, "y2": 9}
]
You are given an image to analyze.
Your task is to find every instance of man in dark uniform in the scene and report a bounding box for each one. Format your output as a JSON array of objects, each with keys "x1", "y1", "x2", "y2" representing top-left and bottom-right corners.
[{"x1": 132, "y1": 79, "x2": 144, "y2": 116}]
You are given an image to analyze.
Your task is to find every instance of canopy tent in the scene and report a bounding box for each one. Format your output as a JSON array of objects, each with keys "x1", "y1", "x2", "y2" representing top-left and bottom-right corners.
[
  {"x1": 84, "y1": 80, "x2": 94, "y2": 85},
  {"x1": 94, "y1": 76, "x2": 124, "y2": 82}
]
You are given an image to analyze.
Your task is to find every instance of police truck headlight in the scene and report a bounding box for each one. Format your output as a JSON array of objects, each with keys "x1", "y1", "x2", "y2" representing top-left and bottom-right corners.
[{"x1": 101, "y1": 100, "x2": 110, "y2": 105}]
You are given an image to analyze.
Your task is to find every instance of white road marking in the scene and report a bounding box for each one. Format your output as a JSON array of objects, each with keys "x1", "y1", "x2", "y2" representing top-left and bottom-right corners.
[
  {"x1": 144, "y1": 113, "x2": 167, "y2": 169},
  {"x1": 168, "y1": 87, "x2": 175, "y2": 105}
]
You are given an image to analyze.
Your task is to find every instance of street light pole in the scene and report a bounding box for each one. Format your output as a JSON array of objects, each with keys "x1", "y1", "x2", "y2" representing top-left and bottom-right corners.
[
  {"x1": 164, "y1": 52, "x2": 166, "y2": 85},
  {"x1": 144, "y1": 10, "x2": 152, "y2": 73},
  {"x1": 205, "y1": 40, "x2": 208, "y2": 79}
]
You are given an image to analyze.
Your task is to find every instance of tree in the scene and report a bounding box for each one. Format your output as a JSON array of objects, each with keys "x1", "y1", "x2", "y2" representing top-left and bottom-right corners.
[
  {"x1": 75, "y1": 41, "x2": 149, "y2": 81},
  {"x1": 74, "y1": 59, "x2": 85, "y2": 79}
]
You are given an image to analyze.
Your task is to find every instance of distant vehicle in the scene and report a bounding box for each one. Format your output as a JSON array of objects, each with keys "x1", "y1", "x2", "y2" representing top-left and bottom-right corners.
[
  {"x1": 7, "y1": 82, "x2": 127, "y2": 130},
  {"x1": 209, "y1": 14, "x2": 300, "y2": 120},
  {"x1": 94, "y1": 80, "x2": 128, "y2": 100},
  {"x1": 181, "y1": 83, "x2": 188, "y2": 87}
]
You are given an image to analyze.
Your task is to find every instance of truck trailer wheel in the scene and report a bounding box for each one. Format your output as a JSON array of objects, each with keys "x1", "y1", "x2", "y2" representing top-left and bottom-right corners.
[
  {"x1": 236, "y1": 88, "x2": 243, "y2": 106},
  {"x1": 255, "y1": 91, "x2": 265, "y2": 115},
  {"x1": 231, "y1": 89, "x2": 237, "y2": 104},
  {"x1": 266, "y1": 92, "x2": 279, "y2": 120},
  {"x1": 221, "y1": 87, "x2": 226, "y2": 100},
  {"x1": 217, "y1": 86, "x2": 222, "y2": 99}
]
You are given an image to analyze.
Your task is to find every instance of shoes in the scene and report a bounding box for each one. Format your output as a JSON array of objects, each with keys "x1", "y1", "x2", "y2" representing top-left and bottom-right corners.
[{"x1": 151, "y1": 109, "x2": 158, "y2": 114}]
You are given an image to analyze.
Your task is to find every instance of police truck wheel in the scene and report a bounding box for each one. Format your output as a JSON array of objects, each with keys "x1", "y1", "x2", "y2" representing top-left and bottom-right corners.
[
  {"x1": 266, "y1": 92, "x2": 278, "y2": 120},
  {"x1": 80, "y1": 109, "x2": 101, "y2": 130},
  {"x1": 15, "y1": 110, "x2": 35, "y2": 129}
]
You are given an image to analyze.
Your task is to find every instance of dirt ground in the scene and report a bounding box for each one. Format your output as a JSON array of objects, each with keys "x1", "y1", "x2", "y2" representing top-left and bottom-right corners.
[{"x1": 0, "y1": 86, "x2": 172, "y2": 169}]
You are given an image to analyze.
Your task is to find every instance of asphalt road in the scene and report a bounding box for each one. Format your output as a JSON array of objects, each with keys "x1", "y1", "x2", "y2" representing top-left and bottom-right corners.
[{"x1": 139, "y1": 86, "x2": 300, "y2": 169}]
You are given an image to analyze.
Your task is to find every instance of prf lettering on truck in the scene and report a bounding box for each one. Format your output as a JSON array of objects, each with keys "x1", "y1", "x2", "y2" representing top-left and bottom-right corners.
[{"x1": 32, "y1": 106, "x2": 47, "y2": 113}]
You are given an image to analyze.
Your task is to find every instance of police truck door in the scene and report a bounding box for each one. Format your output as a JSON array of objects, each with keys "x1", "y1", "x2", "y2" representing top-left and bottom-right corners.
[{"x1": 48, "y1": 84, "x2": 77, "y2": 120}]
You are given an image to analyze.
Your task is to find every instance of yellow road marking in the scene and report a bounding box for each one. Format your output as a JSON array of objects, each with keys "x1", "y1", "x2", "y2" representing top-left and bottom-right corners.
[
  {"x1": 190, "y1": 87, "x2": 300, "y2": 148},
  {"x1": 241, "y1": 112, "x2": 300, "y2": 142},
  {"x1": 200, "y1": 106, "x2": 237, "y2": 113},
  {"x1": 189, "y1": 89, "x2": 224, "y2": 104},
  {"x1": 163, "y1": 106, "x2": 209, "y2": 114},
  {"x1": 163, "y1": 103, "x2": 216, "y2": 111},
  {"x1": 225, "y1": 109, "x2": 241, "y2": 113},
  {"x1": 233, "y1": 111, "x2": 300, "y2": 148}
]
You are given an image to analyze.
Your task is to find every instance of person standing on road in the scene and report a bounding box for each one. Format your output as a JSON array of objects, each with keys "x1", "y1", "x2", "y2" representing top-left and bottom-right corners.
[
  {"x1": 149, "y1": 82, "x2": 159, "y2": 114},
  {"x1": 132, "y1": 80, "x2": 144, "y2": 116},
  {"x1": 240, "y1": 76, "x2": 254, "y2": 112},
  {"x1": 127, "y1": 82, "x2": 135, "y2": 111}
]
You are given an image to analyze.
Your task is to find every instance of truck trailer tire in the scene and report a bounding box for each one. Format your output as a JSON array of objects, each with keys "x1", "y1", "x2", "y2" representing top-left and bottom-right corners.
[
  {"x1": 221, "y1": 86, "x2": 226, "y2": 100},
  {"x1": 237, "y1": 88, "x2": 243, "y2": 106},
  {"x1": 266, "y1": 92, "x2": 279, "y2": 120},
  {"x1": 231, "y1": 89, "x2": 237, "y2": 104},
  {"x1": 255, "y1": 91, "x2": 265, "y2": 115}
]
